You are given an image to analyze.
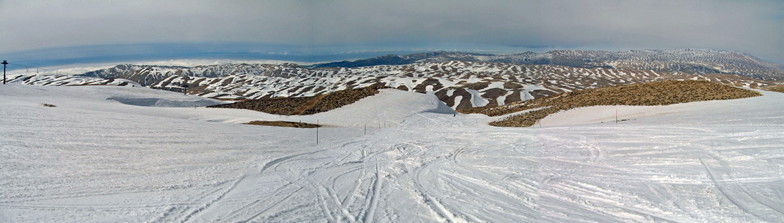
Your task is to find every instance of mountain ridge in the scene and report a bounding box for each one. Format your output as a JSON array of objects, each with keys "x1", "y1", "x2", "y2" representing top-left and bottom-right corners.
[
  {"x1": 312, "y1": 49, "x2": 784, "y2": 80},
  {"x1": 10, "y1": 62, "x2": 772, "y2": 111}
]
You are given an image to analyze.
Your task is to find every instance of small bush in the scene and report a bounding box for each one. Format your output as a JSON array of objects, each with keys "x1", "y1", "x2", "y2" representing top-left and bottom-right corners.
[{"x1": 42, "y1": 103, "x2": 56, "y2": 107}]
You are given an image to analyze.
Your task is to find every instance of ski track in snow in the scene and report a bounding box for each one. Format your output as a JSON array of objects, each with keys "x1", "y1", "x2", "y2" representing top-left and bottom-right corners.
[{"x1": 1, "y1": 85, "x2": 784, "y2": 222}]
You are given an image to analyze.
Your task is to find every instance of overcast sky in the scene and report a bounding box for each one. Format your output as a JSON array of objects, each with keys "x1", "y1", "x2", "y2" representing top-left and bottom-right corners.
[{"x1": 1, "y1": 0, "x2": 783, "y2": 63}]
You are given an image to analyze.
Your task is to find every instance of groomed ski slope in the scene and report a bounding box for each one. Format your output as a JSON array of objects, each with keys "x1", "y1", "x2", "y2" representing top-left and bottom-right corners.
[{"x1": 1, "y1": 84, "x2": 783, "y2": 222}]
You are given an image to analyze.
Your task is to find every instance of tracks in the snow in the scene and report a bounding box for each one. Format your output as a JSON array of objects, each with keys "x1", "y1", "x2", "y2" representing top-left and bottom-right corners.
[
  {"x1": 699, "y1": 148, "x2": 784, "y2": 222},
  {"x1": 155, "y1": 126, "x2": 784, "y2": 222}
]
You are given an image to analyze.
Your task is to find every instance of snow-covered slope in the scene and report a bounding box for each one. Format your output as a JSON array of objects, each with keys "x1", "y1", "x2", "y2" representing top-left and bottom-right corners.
[
  {"x1": 204, "y1": 89, "x2": 457, "y2": 128},
  {"x1": 1, "y1": 84, "x2": 783, "y2": 222},
  {"x1": 540, "y1": 89, "x2": 784, "y2": 127}
]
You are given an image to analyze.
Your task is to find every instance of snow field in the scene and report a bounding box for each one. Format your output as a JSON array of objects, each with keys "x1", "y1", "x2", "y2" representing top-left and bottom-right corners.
[{"x1": 1, "y1": 85, "x2": 783, "y2": 222}]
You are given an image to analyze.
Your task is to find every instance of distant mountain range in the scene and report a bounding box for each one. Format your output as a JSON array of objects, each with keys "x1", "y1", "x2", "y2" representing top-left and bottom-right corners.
[
  {"x1": 313, "y1": 49, "x2": 784, "y2": 81},
  {"x1": 8, "y1": 49, "x2": 782, "y2": 110}
]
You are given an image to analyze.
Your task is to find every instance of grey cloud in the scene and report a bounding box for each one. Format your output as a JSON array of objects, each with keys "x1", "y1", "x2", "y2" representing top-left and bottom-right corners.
[{"x1": 1, "y1": 0, "x2": 782, "y2": 62}]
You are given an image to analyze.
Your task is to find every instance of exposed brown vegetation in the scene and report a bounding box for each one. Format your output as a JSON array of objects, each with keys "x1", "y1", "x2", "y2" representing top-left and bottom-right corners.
[
  {"x1": 481, "y1": 88, "x2": 508, "y2": 107},
  {"x1": 765, "y1": 85, "x2": 784, "y2": 93},
  {"x1": 302, "y1": 85, "x2": 381, "y2": 114},
  {"x1": 208, "y1": 84, "x2": 383, "y2": 115},
  {"x1": 41, "y1": 103, "x2": 56, "y2": 107},
  {"x1": 462, "y1": 82, "x2": 490, "y2": 90},
  {"x1": 434, "y1": 88, "x2": 474, "y2": 110},
  {"x1": 244, "y1": 120, "x2": 321, "y2": 128},
  {"x1": 504, "y1": 90, "x2": 522, "y2": 104},
  {"x1": 503, "y1": 82, "x2": 523, "y2": 89},
  {"x1": 211, "y1": 98, "x2": 246, "y2": 102},
  {"x1": 462, "y1": 80, "x2": 761, "y2": 127},
  {"x1": 412, "y1": 78, "x2": 444, "y2": 93}
]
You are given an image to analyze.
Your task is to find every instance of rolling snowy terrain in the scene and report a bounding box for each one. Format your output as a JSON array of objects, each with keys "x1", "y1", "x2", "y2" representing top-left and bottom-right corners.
[
  {"x1": 6, "y1": 59, "x2": 772, "y2": 110},
  {"x1": 313, "y1": 50, "x2": 784, "y2": 81},
  {"x1": 1, "y1": 84, "x2": 783, "y2": 222}
]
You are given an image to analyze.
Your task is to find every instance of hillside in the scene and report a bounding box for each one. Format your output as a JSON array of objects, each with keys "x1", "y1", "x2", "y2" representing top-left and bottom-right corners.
[
  {"x1": 208, "y1": 85, "x2": 383, "y2": 115},
  {"x1": 8, "y1": 59, "x2": 772, "y2": 111},
  {"x1": 312, "y1": 49, "x2": 784, "y2": 80},
  {"x1": 766, "y1": 85, "x2": 784, "y2": 93},
  {"x1": 469, "y1": 80, "x2": 761, "y2": 127}
]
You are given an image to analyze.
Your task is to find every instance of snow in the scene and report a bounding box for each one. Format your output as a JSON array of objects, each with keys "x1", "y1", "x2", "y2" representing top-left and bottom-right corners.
[
  {"x1": 452, "y1": 95, "x2": 463, "y2": 110},
  {"x1": 297, "y1": 90, "x2": 454, "y2": 128},
  {"x1": 496, "y1": 94, "x2": 508, "y2": 106},
  {"x1": 465, "y1": 89, "x2": 489, "y2": 107},
  {"x1": 540, "y1": 90, "x2": 784, "y2": 127},
  {"x1": 487, "y1": 82, "x2": 505, "y2": 89},
  {"x1": 1, "y1": 84, "x2": 783, "y2": 222}
]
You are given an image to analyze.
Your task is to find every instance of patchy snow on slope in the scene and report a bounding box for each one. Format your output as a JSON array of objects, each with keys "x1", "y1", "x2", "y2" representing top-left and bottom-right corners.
[
  {"x1": 1, "y1": 84, "x2": 783, "y2": 222},
  {"x1": 540, "y1": 90, "x2": 784, "y2": 127},
  {"x1": 465, "y1": 89, "x2": 489, "y2": 107}
]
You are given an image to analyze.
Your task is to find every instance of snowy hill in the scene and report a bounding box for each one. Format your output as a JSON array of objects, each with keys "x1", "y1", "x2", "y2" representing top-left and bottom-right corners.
[
  {"x1": 314, "y1": 49, "x2": 784, "y2": 80},
  {"x1": 7, "y1": 59, "x2": 772, "y2": 110},
  {"x1": 1, "y1": 83, "x2": 783, "y2": 222}
]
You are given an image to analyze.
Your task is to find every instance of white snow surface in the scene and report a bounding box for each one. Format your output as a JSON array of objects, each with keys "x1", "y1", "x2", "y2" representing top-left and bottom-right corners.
[
  {"x1": 1, "y1": 84, "x2": 783, "y2": 222},
  {"x1": 540, "y1": 90, "x2": 784, "y2": 127}
]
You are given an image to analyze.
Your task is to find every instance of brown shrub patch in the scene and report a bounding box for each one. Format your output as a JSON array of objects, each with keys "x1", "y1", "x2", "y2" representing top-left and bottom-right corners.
[
  {"x1": 504, "y1": 90, "x2": 522, "y2": 105},
  {"x1": 210, "y1": 96, "x2": 311, "y2": 114},
  {"x1": 766, "y1": 85, "x2": 784, "y2": 93},
  {"x1": 463, "y1": 80, "x2": 761, "y2": 127},
  {"x1": 529, "y1": 89, "x2": 558, "y2": 98},
  {"x1": 208, "y1": 84, "x2": 383, "y2": 115},
  {"x1": 503, "y1": 82, "x2": 523, "y2": 89},
  {"x1": 412, "y1": 78, "x2": 444, "y2": 93},
  {"x1": 481, "y1": 88, "x2": 508, "y2": 107},
  {"x1": 245, "y1": 120, "x2": 321, "y2": 128},
  {"x1": 463, "y1": 82, "x2": 490, "y2": 90},
  {"x1": 302, "y1": 86, "x2": 380, "y2": 114}
]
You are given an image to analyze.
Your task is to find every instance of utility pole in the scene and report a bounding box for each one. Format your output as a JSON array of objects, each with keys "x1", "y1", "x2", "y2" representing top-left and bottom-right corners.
[{"x1": 2, "y1": 60, "x2": 8, "y2": 84}]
